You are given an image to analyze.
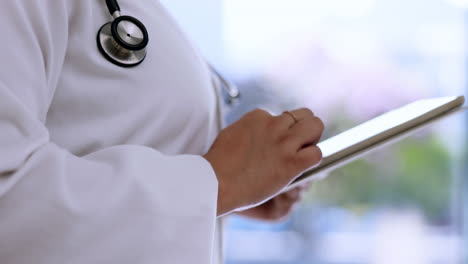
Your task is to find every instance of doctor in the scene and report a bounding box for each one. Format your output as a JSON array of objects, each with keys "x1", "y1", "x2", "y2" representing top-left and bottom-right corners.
[{"x1": 0, "y1": 1, "x2": 323, "y2": 264}]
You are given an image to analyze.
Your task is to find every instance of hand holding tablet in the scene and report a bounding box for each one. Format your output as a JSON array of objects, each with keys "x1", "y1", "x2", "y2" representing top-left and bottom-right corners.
[{"x1": 286, "y1": 95, "x2": 466, "y2": 190}]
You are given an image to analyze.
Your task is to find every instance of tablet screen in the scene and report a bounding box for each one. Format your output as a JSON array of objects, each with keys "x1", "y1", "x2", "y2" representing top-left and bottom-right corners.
[{"x1": 291, "y1": 96, "x2": 465, "y2": 186}]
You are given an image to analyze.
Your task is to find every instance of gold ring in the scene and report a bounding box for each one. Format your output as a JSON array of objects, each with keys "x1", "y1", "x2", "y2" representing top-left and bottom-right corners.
[{"x1": 283, "y1": 111, "x2": 299, "y2": 125}]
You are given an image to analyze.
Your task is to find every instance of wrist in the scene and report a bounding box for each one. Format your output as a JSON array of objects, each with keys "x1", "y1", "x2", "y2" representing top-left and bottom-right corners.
[
  {"x1": 216, "y1": 178, "x2": 235, "y2": 216},
  {"x1": 202, "y1": 154, "x2": 237, "y2": 216}
]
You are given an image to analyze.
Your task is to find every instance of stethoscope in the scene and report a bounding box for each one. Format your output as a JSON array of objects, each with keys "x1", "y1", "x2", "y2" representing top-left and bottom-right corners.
[{"x1": 97, "y1": 0, "x2": 240, "y2": 104}]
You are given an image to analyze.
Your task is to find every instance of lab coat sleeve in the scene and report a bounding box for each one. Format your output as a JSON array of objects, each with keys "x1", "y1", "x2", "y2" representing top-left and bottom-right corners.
[{"x1": 0, "y1": 2, "x2": 219, "y2": 264}]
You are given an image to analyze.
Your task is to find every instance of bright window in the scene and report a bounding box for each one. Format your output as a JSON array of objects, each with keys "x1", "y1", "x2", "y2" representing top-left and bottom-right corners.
[{"x1": 162, "y1": 0, "x2": 468, "y2": 263}]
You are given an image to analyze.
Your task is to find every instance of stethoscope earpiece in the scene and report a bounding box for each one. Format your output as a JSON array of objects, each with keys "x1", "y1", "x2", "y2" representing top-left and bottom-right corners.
[{"x1": 97, "y1": 0, "x2": 149, "y2": 67}]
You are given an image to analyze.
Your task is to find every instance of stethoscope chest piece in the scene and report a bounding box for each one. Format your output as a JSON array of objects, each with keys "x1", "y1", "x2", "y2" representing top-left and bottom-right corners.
[
  {"x1": 97, "y1": 1, "x2": 149, "y2": 67},
  {"x1": 96, "y1": 0, "x2": 241, "y2": 104}
]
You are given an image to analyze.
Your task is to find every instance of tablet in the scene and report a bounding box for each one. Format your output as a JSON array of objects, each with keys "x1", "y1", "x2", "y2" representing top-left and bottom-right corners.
[{"x1": 287, "y1": 95, "x2": 466, "y2": 189}]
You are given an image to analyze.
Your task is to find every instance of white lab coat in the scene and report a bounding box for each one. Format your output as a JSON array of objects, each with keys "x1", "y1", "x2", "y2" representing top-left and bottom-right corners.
[{"x1": 0, "y1": 1, "x2": 225, "y2": 263}]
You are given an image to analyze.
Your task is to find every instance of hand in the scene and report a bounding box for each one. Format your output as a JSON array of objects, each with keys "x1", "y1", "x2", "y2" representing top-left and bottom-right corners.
[
  {"x1": 236, "y1": 184, "x2": 310, "y2": 222},
  {"x1": 203, "y1": 108, "x2": 324, "y2": 216}
]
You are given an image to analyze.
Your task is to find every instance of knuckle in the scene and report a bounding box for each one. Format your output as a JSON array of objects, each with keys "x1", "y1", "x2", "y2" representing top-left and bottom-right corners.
[
  {"x1": 247, "y1": 108, "x2": 273, "y2": 124},
  {"x1": 267, "y1": 116, "x2": 283, "y2": 131},
  {"x1": 252, "y1": 108, "x2": 269, "y2": 117},
  {"x1": 313, "y1": 117, "x2": 325, "y2": 132},
  {"x1": 299, "y1": 108, "x2": 314, "y2": 116},
  {"x1": 293, "y1": 119, "x2": 306, "y2": 130}
]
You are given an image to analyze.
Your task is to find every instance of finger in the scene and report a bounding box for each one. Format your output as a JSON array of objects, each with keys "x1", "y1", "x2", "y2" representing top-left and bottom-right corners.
[
  {"x1": 277, "y1": 108, "x2": 314, "y2": 128},
  {"x1": 287, "y1": 116, "x2": 324, "y2": 151},
  {"x1": 283, "y1": 193, "x2": 301, "y2": 204},
  {"x1": 295, "y1": 145, "x2": 323, "y2": 171},
  {"x1": 284, "y1": 187, "x2": 302, "y2": 201},
  {"x1": 246, "y1": 108, "x2": 272, "y2": 122},
  {"x1": 278, "y1": 195, "x2": 300, "y2": 214},
  {"x1": 267, "y1": 193, "x2": 303, "y2": 220},
  {"x1": 289, "y1": 108, "x2": 314, "y2": 120},
  {"x1": 299, "y1": 182, "x2": 312, "y2": 192},
  {"x1": 265, "y1": 200, "x2": 292, "y2": 221},
  {"x1": 276, "y1": 187, "x2": 301, "y2": 203},
  {"x1": 271, "y1": 196, "x2": 295, "y2": 214}
]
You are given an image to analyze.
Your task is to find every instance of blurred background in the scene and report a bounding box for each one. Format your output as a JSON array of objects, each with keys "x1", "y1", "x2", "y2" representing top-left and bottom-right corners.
[{"x1": 161, "y1": 0, "x2": 468, "y2": 263}]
